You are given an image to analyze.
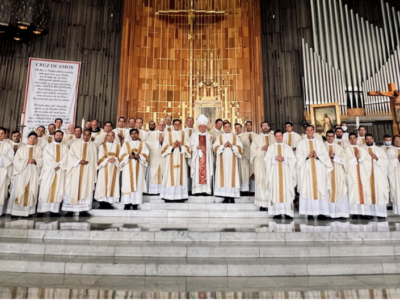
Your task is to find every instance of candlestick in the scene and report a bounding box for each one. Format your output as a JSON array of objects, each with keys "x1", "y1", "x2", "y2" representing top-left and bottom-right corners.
[
  {"x1": 356, "y1": 116, "x2": 360, "y2": 131},
  {"x1": 81, "y1": 117, "x2": 85, "y2": 129},
  {"x1": 20, "y1": 112, "x2": 25, "y2": 125}
]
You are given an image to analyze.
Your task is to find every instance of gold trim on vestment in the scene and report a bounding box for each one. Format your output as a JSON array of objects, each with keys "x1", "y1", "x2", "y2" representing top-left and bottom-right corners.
[
  {"x1": 356, "y1": 149, "x2": 365, "y2": 204},
  {"x1": 78, "y1": 143, "x2": 88, "y2": 201},
  {"x1": 50, "y1": 144, "x2": 61, "y2": 203},
  {"x1": 288, "y1": 133, "x2": 292, "y2": 147},
  {"x1": 308, "y1": 141, "x2": 318, "y2": 200},
  {"x1": 48, "y1": 137, "x2": 53, "y2": 143},
  {"x1": 170, "y1": 150, "x2": 175, "y2": 186},
  {"x1": 136, "y1": 142, "x2": 143, "y2": 187},
  {"x1": 168, "y1": 131, "x2": 173, "y2": 145},
  {"x1": 214, "y1": 146, "x2": 219, "y2": 152},
  {"x1": 141, "y1": 153, "x2": 148, "y2": 162},
  {"x1": 157, "y1": 166, "x2": 162, "y2": 184},
  {"x1": 278, "y1": 145, "x2": 284, "y2": 203},
  {"x1": 22, "y1": 148, "x2": 34, "y2": 206},
  {"x1": 236, "y1": 145, "x2": 242, "y2": 155},
  {"x1": 125, "y1": 142, "x2": 135, "y2": 192},
  {"x1": 184, "y1": 145, "x2": 191, "y2": 155},
  {"x1": 232, "y1": 154, "x2": 236, "y2": 188},
  {"x1": 368, "y1": 148, "x2": 376, "y2": 204},
  {"x1": 181, "y1": 131, "x2": 185, "y2": 144},
  {"x1": 180, "y1": 154, "x2": 183, "y2": 186},
  {"x1": 162, "y1": 145, "x2": 170, "y2": 154},
  {"x1": 329, "y1": 145, "x2": 336, "y2": 203},
  {"x1": 220, "y1": 153, "x2": 224, "y2": 188}
]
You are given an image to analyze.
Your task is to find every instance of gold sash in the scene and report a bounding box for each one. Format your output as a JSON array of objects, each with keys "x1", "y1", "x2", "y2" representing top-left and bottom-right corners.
[
  {"x1": 77, "y1": 143, "x2": 88, "y2": 201},
  {"x1": 329, "y1": 145, "x2": 336, "y2": 203},
  {"x1": 368, "y1": 148, "x2": 376, "y2": 204},
  {"x1": 278, "y1": 145, "x2": 284, "y2": 203},
  {"x1": 49, "y1": 144, "x2": 61, "y2": 203},
  {"x1": 309, "y1": 141, "x2": 318, "y2": 200}
]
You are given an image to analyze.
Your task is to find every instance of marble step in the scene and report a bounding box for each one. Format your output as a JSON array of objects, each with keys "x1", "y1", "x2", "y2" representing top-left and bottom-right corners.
[
  {"x1": 0, "y1": 227, "x2": 398, "y2": 243},
  {"x1": 138, "y1": 203, "x2": 259, "y2": 211},
  {"x1": 143, "y1": 195, "x2": 255, "y2": 204},
  {"x1": 89, "y1": 209, "x2": 280, "y2": 218},
  {"x1": 0, "y1": 238, "x2": 398, "y2": 259},
  {"x1": 0, "y1": 253, "x2": 398, "y2": 276}
]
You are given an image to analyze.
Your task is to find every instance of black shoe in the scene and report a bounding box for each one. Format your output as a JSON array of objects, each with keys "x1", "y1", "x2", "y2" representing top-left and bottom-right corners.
[
  {"x1": 388, "y1": 206, "x2": 393, "y2": 211},
  {"x1": 259, "y1": 207, "x2": 267, "y2": 211},
  {"x1": 307, "y1": 216, "x2": 314, "y2": 221},
  {"x1": 352, "y1": 215, "x2": 359, "y2": 220},
  {"x1": 132, "y1": 205, "x2": 138, "y2": 210},
  {"x1": 317, "y1": 215, "x2": 328, "y2": 220},
  {"x1": 124, "y1": 204, "x2": 131, "y2": 210},
  {"x1": 222, "y1": 199, "x2": 229, "y2": 204},
  {"x1": 361, "y1": 215, "x2": 374, "y2": 220},
  {"x1": 273, "y1": 215, "x2": 281, "y2": 219},
  {"x1": 377, "y1": 216, "x2": 386, "y2": 221},
  {"x1": 79, "y1": 211, "x2": 91, "y2": 217},
  {"x1": 36, "y1": 213, "x2": 44, "y2": 218},
  {"x1": 229, "y1": 198, "x2": 235, "y2": 204},
  {"x1": 284, "y1": 215, "x2": 293, "y2": 220},
  {"x1": 50, "y1": 212, "x2": 61, "y2": 217},
  {"x1": 10, "y1": 215, "x2": 19, "y2": 220},
  {"x1": 99, "y1": 202, "x2": 113, "y2": 210}
]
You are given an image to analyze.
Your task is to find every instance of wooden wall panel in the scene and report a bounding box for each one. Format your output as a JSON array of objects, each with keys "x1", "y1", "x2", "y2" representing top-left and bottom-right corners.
[
  {"x1": 118, "y1": 0, "x2": 264, "y2": 130},
  {"x1": 0, "y1": 0, "x2": 123, "y2": 131}
]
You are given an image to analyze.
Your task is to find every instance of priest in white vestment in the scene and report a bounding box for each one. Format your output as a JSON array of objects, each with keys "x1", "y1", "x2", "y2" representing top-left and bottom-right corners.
[
  {"x1": 209, "y1": 119, "x2": 223, "y2": 140},
  {"x1": 37, "y1": 130, "x2": 68, "y2": 215},
  {"x1": 0, "y1": 127, "x2": 14, "y2": 216},
  {"x1": 9, "y1": 131, "x2": 24, "y2": 154},
  {"x1": 7, "y1": 132, "x2": 43, "y2": 217},
  {"x1": 244, "y1": 121, "x2": 256, "y2": 192},
  {"x1": 119, "y1": 129, "x2": 149, "y2": 209},
  {"x1": 297, "y1": 124, "x2": 333, "y2": 220},
  {"x1": 146, "y1": 121, "x2": 166, "y2": 194},
  {"x1": 161, "y1": 119, "x2": 191, "y2": 202},
  {"x1": 213, "y1": 122, "x2": 243, "y2": 203},
  {"x1": 63, "y1": 129, "x2": 97, "y2": 216},
  {"x1": 90, "y1": 119, "x2": 103, "y2": 141},
  {"x1": 45, "y1": 123, "x2": 56, "y2": 144},
  {"x1": 250, "y1": 121, "x2": 276, "y2": 210},
  {"x1": 283, "y1": 122, "x2": 302, "y2": 151},
  {"x1": 95, "y1": 131, "x2": 121, "y2": 208},
  {"x1": 184, "y1": 117, "x2": 196, "y2": 193},
  {"x1": 35, "y1": 126, "x2": 48, "y2": 149},
  {"x1": 387, "y1": 135, "x2": 400, "y2": 214},
  {"x1": 357, "y1": 126, "x2": 367, "y2": 146},
  {"x1": 345, "y1": 133, "x2": 373, "y2": 219},
  {"x1": 381, "y1": 134, "x2": 393, "y2": 152},
  {"x1": 113, "y1": 117, "x2": 129, "y2": 145},
  {"x1": 62, "y1": 124, "x2": 75, "y2": 145},
  {"x1": 265, "y1": 130, "x2": 297, "y2": 219},
  {"x1": 324, "y1": 130, "x2": 349, "y2": 219},
  {"x1": 334, "y1": 127, "x2": 350, "y2": 149},
  {"x1": 190, "y1": 115, "x2": 214, "y2": 195},
  {"x1": 66, "y1": 126, "x2": 82, "y2": 149},
  {"x1": 235, "y1": 123, "x2": 250, "y2": 192},
  {"x1": 124, "y1": 118, "x2": 148, "y2": 142},
  {"x1": 360, "y1": 134, "x2": 389, "y2": 219},
  {"x1": 165, "y1": 115, "x2": 173, "y2": 132},
  {"x1": 94, "y1": 121, "x2": 113, "y2": 148}
]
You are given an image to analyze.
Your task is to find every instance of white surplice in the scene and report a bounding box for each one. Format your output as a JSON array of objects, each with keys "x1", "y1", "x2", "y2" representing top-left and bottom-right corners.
[
  {"x1": 35, "y1": 137, "x2": 48, "y2": 150},
  {"x1": 37, "y1": 142, "x2": 69, "y2": 213},
  {"x1": 93, "y1": 132, "x2": 109, "y2": 148},
  {"x1": 357, "y1": 136, "x2": 366, "y2": 146},
  {"x1": 250, "y1": 133, "x2": 276, "y2": 207},
  {"x1": 264, "y1": 143, "x2": 297, "y2": 217},
  {"x1": 63, "y1": 140, "x2": 97, "y2": 212},
  {"x1": 190, "y1": 131, "x2": 214, "y2": 195},
  {"x1": 66, "y1": 137, "x2": 80, "y2": 149},
  {"x1": 345, "y1": 145, "x2": 373, "y2": 216},
  {"x1": 161, "y1": 130, "x2": 191, "y2": 200},
  {"x1": 296, "y1": 138, "x2": 333, "y2": 216},
  {"x1": 9, "y1": 142, "x2": 24, "y2": 154},
  {"x1": 238, "y1": 132, "x2": 254, "y2": 192},
  {"x1": 6, "y1": 145, "x2": 43, "y2": 217},
  {"x1": 283, "y1": 131, "x2": 302, "y2": 150},
  {"x1": 334, "y1": 137, "x2": 351, "y2": 149},
  {"x1": 95, "y1": 142, "x2": 121, "y2": 203},
  {"x1": 62, "y1": 133, "x2": 74, "y2": 145},
  {"x1": 185, "y1": 127, "x2": 196, "y2": 192},
  {"x1": 358, "y1": 145, "x2": 389, "y2": 217},
  {"x1": 124, "y1": 129, "x2": 148, "y2": 143},
  {"x1": 213, "y1": 133, "x2": 243, "y2": 198},
  {"x1": 324, "y1": 142, "x2": 349, "y2": 218},
  {"x1": 112, "y1": 128, "x2": 129, "y2": 145},
  {"x1": 0, "y1": 141, "x2": 14, "y2": 215},
  {"x1": 146, "y1": 130, "x2": 166, "y2": 194},
  {"x1": 387, "y1": 147, "x2": 400, "y2": 214},
  {"x1": 119, "y1": 140, "x2": 149, "y2": 204},
  {"x1": 381, "y1": 145, "x2": 393, "y2": 153}
]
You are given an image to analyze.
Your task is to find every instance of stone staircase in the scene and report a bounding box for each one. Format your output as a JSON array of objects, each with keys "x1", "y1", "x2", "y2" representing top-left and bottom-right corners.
[{"x1": 0, "y1": 195, "x2": 399, "y2": 277}]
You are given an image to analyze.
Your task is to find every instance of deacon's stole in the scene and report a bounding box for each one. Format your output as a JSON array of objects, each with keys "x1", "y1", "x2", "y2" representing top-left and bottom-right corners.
[
  {"x1": 162, "y1": 131, "x2": 191, "y2": 187},
  {"x1": 120, "y1": 141, "x2": 147, "y2": 193},
  {"x1": 98, "y1": 143, "x2": 121, "y2": 197}
]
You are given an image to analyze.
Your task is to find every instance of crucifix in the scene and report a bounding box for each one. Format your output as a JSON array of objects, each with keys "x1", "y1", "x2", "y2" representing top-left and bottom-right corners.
[{"x1": 368, "y1": 83, "x2": 400, "y2": 135}]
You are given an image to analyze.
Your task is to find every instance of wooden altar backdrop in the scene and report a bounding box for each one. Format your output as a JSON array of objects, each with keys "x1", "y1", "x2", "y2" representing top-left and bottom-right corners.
[{"x1": 118, "y1": 0, "x2": 264, "y2": 129}]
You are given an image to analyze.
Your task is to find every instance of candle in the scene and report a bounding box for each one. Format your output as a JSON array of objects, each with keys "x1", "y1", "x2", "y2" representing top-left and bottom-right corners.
[
  {"x1": 356, "y1": 116, "x2": 360, "y2": 131},
  {"x1": 81, "y1": 117, "x2": 85, "y2": 129},
  {"x1": 20, "y1": 112, "x2": 25, "y2": 125},
  {"x1": 153, "y1": 112, "x2": 157, "y2": 121}
]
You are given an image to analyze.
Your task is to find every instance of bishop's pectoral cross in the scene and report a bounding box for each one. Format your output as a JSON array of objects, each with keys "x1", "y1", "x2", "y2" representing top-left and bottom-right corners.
[{"x1": 368, "y1": 83, "x2": 400, "y2": 135}]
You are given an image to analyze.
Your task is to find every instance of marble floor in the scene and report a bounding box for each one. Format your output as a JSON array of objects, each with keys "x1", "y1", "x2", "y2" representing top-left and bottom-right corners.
[{"x1": 1, "y1": 273, "x2": 400, "y2": 299}]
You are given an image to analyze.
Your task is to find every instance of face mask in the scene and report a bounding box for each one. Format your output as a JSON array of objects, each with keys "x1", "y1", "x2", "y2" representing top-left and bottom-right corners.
[
  {"x1": 342, "y1": 126, "x2": 347, "y2": 131},
  {"x1": 385, "y1": 141, "x2": 392, "y2": 146}
]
